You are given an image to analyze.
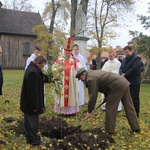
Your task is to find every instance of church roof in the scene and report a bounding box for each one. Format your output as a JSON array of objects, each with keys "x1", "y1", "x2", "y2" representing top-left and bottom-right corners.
[{"x1": 0, "y1": 8, "x2": 42, "y2": 36}]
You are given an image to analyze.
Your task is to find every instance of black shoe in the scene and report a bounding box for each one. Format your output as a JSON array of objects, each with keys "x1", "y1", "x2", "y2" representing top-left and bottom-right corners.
[
  {"x1": 132, "y1": 129, "x2": 141, "y2": 133},
  {"x1": 26, "y1": 140, "x2": 31, "y2": 144},
  {"x1": 117, "y1": 110, "x2": 121, "y2": 113},
  {"x1": 61, "y1": 113, "x2": 77, "y2": 117},
  {"x1": 31, "y1": 140, "x2": 46, "y2": 146},
  {"x1": 102, "y1": 109, "x2": 106, "y2": 112},
  {"x1": 39, "y1": 140, "x2": 46, "y2": 145},
  {"x1": 106, "y1": 132, "x2": 114, "y2": 135}
]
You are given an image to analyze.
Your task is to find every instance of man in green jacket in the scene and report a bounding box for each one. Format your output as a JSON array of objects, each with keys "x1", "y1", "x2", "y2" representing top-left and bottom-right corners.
[{"x1": 76, "y1": 68, "x2": 140, "y2": 134}]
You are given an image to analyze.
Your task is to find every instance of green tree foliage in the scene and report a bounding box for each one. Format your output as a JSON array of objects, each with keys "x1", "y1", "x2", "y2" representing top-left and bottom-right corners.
[
  {"x1": 130, "y1": 32, "x2": 150, "y2": 60},
  {"x1": 32, "y1": 23, "x2": 66, "y2": 65}
]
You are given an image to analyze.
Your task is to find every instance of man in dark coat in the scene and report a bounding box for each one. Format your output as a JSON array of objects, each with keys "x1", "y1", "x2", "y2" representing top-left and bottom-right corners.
[
  {"x1": 20, "y1": 55, "x2": 50, "y2": 146},
  {"x1": 0, "y1": 46, "x2": 3, "y2": 95},
  {"x1": 119, "y1": 46, "x2": 141, "y2": 118},
  {"x1": 76, "y1": 68, "x2": 140, "y2": 134},
  {"x1": 0, "y1": 65, "x2": 3, "y2": 95}
]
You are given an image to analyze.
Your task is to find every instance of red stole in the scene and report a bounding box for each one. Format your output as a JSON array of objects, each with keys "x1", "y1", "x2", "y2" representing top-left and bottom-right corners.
[{"x1": 56, "y1": 58, "x2": 78, "y2": 106}]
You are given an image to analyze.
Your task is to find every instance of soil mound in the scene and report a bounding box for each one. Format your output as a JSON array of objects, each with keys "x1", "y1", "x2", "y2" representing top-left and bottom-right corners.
[{"x1": 4, "y1": 116, "x2": 114, "y2": 149}]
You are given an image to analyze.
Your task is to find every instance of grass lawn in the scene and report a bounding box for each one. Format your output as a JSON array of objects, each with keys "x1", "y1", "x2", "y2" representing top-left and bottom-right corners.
[{"x1": 0, "y1": 70, "x2": 150, "y2": 150}]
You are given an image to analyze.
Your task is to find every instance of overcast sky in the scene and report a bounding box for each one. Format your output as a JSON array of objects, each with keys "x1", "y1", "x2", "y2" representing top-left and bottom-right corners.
[{"x1": 109, "y1": 0, "x2": 150, "y2": 48}]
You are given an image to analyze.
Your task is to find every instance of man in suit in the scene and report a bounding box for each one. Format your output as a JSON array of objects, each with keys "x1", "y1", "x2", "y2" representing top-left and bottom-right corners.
[
  {"x1": 76, "y1": 68, "x2": 140, "y2": 134},
  {"x1": 20, "y1": 55, "x2": 50, "y2": 146},
  {"x1": 119, "y1": 46, "x2": 141, "y2": 118}
]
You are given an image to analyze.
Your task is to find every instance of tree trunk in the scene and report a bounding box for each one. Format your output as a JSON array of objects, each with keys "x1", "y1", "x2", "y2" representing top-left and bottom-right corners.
[
  {"x1": 49, "y1": 0, "x2": 57, "y2": 33},
  {"x1": 70, "y1": 0, "x2": 89, "y2": 37},
  {"x1": 48, "y1": 0, "x2": 60, "y2": 65},
  {"x1": 70, "y1": 0, "x2": 77, "y2": 37}
]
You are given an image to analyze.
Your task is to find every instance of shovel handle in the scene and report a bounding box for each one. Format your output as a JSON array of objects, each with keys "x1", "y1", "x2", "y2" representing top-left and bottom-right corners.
[
  {"x1": 80, "y1": 116, "x2": 88, "y2": 125},
  {"x1": 92, "y1": 99, "x2": 106, "y2": 113},
  {"x1": 80, "y1": 98, "x2": 107, "y2": 125}
]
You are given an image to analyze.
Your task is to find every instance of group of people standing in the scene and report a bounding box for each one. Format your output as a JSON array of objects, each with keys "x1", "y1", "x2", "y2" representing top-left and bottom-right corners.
[
  {"x1": 100, "y1": 46, "x2": 142, "y2": 118},
  {"x1": 89, "y1": 46, "x2": 142, "y2": 118},
  {"x1": 75, "y1": 45, "x2": 141, "y2": 134},
  {"x1": 20, "y1": 38, "x2": 141, "y2": 146},
  {"x1": 20, "y1": 38, "x2": 87, "y2": 146}
]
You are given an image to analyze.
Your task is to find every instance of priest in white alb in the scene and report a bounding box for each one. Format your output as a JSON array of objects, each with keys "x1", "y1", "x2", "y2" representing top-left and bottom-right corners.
[
  {"x1": 72, "y1": 44, "x2": 87, "y2": 106},
  {"x1": 101, "y1": 51, "x2": 122, "y2": 112}
]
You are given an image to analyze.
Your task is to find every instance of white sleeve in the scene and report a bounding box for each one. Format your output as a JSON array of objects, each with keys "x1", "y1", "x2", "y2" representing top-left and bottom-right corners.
[
  {"x1": 76, "y1": 61, "x2": 83, "y2": 70},
  {"x1": 101, "y1": 62, "x2": 108, "y2": 71},
  {"x1": 25, "y1": 58, "x2": 30, "y2": 70}
]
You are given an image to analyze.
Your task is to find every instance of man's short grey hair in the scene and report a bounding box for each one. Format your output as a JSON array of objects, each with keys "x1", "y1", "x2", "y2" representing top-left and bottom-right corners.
[{"x1": 34, "y1": 55, "x2": 46, "y2": 64}]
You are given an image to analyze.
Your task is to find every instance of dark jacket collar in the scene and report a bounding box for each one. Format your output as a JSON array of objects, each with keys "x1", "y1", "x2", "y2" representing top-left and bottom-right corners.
[
  {"x1": 125, "y1": 52, "x2": 135, "y2": 62},
  {"x1": 29, "y1": 61, "x2": 42, "y2": 73}
]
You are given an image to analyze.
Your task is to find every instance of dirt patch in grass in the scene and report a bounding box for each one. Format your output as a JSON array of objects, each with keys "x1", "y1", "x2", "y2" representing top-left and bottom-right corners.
[{"x1": 3, "y1": 116, "x2": 114, "y2": 149}]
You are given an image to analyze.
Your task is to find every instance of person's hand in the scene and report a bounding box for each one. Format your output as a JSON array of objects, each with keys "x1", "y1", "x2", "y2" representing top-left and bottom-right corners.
[
  {"x1": 48, "y1": 73, "x2": 53, "y2": 82},
  {"x1": 86, "y1": 112, "x2": 92, "y2": 117},
  {"x1": 72, "y1": 55, "x2": 76, "y2": 60},
  {"x1": 121, "y1": 73, "x2": 126, "y2": 78},
  {"x1": 59, "y1": 67, "x2": 67, "y2": 72}
]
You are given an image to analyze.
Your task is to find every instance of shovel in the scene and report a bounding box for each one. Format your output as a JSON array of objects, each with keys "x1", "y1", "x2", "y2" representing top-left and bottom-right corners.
[{"x1": 80, "y1": 98, "x2": 107, "y2": 125}]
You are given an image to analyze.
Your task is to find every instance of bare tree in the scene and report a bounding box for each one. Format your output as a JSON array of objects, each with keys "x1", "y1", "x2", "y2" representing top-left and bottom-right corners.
[
  {"x1": 2, "y1": 0, "x2": 33, "y2": 11},
  {"x1": 48, "y1": 0, "x2": 61, "y2": 33},
  {"x1": 43, "y1": 0, "x2": 70, "y2": 34},
  {"x1": 34, "y1": 0, "x2": 70, "y2": 64},
  {"x1": 87, "y1": 0, "x2": 135, "y2": 68}
]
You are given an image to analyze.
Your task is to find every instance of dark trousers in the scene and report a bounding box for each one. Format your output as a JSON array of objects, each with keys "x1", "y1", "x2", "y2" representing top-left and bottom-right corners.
[
  {"x1": 24, "y1": 113, "x2": 41, "y2": 145},
  {"x1": 129, "y1": 85, "x2": 140, "y2": 117}
]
